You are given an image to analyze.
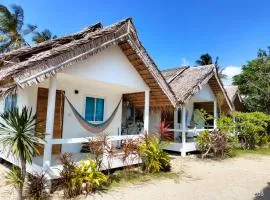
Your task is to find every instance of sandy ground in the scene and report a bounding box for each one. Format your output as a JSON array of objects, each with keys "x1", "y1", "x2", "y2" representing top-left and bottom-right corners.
[{"x1": 0, "y1": 155, "x2": 270, "y2": 200}]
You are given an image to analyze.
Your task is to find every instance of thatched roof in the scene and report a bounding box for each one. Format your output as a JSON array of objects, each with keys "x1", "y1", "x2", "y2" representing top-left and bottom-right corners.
[
  {"x1": 0, "y1": 18, "x2": 178, "y2": 108},
  {"x1": 225, "y1": 85, "x2": 243, "y2": 111},
  {"x1": 162, "y1": 64, "x2": 233, "y2": 113}
]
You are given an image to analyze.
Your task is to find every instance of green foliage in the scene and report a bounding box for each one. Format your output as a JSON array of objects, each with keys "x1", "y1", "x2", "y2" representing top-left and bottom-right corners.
[
  {"x1": 217, "y1": 115, "x2": 234, "y2": 134},
  {"x1": 0, "y1": 106, "x2": 45, "y2": 164},
  {"x1": 233, "y1": 47, "x2": 270, "y2": 113},
  {"x1": 0, "y1": 106, "x2": 45, "y2": 200},
  {"x1": 72, "y1": 158, "x2": 107, "y2": 194},
  {"x1": 195, "y1": 130, "x2": 211, "y2": 154},
  {"x1": 196, "y1": 130, "x2": 238, "y2": 158},
  {"x1": 192, "y1": 109, "x2": 213, "y2": 128},
  {"x1": 26, "y1": 172, "x2": 48, "y2": 200},
  {"x1": 32, "y1": 29, "x2": 57, "y2": 44},
  {"x1": 234, "y1": 112, "x2": 270, "y2": 149},
  {"x1": 5, "y1": 167, "x2": 23, "y2": 190},
  {"x1": 60, "y1": 153, "x2": 107, "y2": 198},
  {"x1": 0, "y1": 4, "x2": 37, "y2": 52},
  {"x1": 195, "y1": 53, "x2": 227, "y2": 79},
  {"x1": 139, "y1": 135, "x2": 171, "y2": 173}
]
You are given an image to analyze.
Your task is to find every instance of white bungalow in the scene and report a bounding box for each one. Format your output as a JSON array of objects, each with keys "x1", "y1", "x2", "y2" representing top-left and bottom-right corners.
[
  {"x1": 0, "y1": 18, "x2": 233, "y2": 179},
  {"x1": 149, "y1": 65, "x2": 233, "y2": 155},
  {"x1": 0, "y1": 18, "x2": 178, "y2": 178}
]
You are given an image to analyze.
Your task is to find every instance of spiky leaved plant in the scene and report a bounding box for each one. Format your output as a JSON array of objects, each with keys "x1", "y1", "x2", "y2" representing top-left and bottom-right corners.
[{"x1": 0, "y1": 106, "x2": 45, "y2": 200}]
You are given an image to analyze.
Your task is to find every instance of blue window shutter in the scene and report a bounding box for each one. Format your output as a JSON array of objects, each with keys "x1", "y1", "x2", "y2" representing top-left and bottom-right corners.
[
  {"x1": 95, "y1": 98, "x2": 104, "y2": 121},
  {"x1": 11, "y1": 94, "x2": 17, "y2": 110},
  {"x1": 4, "y1": 96, "x2": 11, "y2": 112},
  {"x1": 85, "y1": 97, "x2": 95, "y2": 121}
]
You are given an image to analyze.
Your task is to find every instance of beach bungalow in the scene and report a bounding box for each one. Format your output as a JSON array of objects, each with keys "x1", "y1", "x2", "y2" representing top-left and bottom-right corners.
[
  {"x1": 0, "y1": 18, "x2": 178, "y2": 178},
  {"x1": 0, "y1": 17, "x2": 234, "y2": 178},
  {"x1": 149, "y1": 65, "x2": 233, "y2": 155}
]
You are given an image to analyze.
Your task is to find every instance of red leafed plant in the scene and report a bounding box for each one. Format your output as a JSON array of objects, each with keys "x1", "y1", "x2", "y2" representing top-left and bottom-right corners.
[{"x1": 158, "y1": 121, "x2": 173, "y2": 141}]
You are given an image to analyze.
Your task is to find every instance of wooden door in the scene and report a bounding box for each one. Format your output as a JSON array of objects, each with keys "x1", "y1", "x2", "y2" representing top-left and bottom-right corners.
[{"x1": 36, "y1": 87, "x2": 65, "y2": 155}]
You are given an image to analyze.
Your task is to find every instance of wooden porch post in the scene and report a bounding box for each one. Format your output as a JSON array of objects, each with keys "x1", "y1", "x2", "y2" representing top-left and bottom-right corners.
[
  {"x1": 181, "y1": 105, "x2": 186, "y2": 156},
  {"x1": 43, "y1": 76, "x2": 57, "y2": 169},
  {"x1": 144, "y1": 90, "x2": 150, "y2": 134},
  {"x1": 214, "y1": 99, "x2": 218, "y2": 129}
]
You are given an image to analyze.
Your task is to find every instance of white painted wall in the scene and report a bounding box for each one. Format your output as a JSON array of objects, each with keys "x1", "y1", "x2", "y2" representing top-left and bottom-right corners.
[
  {"x1": 149, "y1": 110, "x2": 161, "y2": 133},
  {"x1": 174, "y1": 83, "x2": 216, "y2": 129},
  {"x1": 62, "y1": 45, "x2": 149, "y2": 92},
  {"x1": 0, "y1": 44, "x2": 150, "y2": 154}
]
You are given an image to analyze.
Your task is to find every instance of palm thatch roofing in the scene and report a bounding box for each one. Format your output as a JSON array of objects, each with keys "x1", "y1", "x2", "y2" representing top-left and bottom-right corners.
[
  {"x1": 162, "y1": 64, "x2": 233, "y2": 113},
  {"x1": 225, "y1": 85, "x2": 243, "y2": 111},
  {"x1": 0, "y1": 18, "x2": 178, "y2": 109}
]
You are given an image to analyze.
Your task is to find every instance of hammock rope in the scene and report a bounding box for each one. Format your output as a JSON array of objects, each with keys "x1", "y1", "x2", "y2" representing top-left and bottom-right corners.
[{"x1": 63, "y1": 93, "x2": 122, "y2": 134}]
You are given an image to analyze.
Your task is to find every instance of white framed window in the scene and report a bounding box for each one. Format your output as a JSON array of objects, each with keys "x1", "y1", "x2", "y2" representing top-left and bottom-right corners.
[
  {"x1": 85, "y1": 96, "x2": 104, "y2": 122},
  {"x1": 4, "y1": 94, "x2": 17, "y2": 112}
]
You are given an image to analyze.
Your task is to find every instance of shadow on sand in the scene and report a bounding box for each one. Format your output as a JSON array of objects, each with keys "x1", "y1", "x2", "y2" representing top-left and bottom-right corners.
[{"x1": 254, "y1": 182, "x2": 270, "y2": 200}]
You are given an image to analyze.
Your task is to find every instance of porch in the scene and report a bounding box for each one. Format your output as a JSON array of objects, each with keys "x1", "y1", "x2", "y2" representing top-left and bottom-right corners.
[{"x1": 162, "y1": 84, "x2": 218, "y2": 156}]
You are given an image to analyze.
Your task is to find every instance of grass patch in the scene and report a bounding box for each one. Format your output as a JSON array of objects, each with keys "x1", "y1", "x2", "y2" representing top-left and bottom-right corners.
[
  {"x1": 108, "y1": 168, "x2": 180, "y2": 188},
  {"x1": 235, "y1": 148, "x2": 270, "y2": 156}
]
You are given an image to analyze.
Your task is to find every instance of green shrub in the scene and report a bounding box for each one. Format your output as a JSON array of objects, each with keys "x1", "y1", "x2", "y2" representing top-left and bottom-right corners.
[
  {"x1": 72, "y1": 158, "x2": 107, "y2": 194},
  {"x1": 60, "y1": 153, "x2": 108, "y2": 197},
  {"x1": 217, "y1": 115, "x2": 234, "y2": 134},
  {"x1": 139, "y1": 134, "x2": 171, "y2": 173},
  {"x1": 227, "y1": 136, "x2": 240, "y2": 157},
  {"x1": 195, "y1": 130, "x2": 211, "y2": 155},
  {"x1": 234, "y1": 112, "x2": 270, "y2": 149},
  {"x1": 196, "y1": 130, "x2": 239, "y2": 158}
]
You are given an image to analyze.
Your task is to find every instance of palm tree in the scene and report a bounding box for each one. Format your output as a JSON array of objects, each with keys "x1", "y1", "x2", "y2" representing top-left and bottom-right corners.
[
  {"x1": 0, "y1": 107, "x2": 45, "y2": 200},
  {"x1": 32, "y1": 29, "x2": 57, "y2": 44},
  {"x1": 0, "y1": 4, "x2": 37, "y2": 52},
  {"x1": 196, "y1": 53, "x2": 227, "y2": 80},
  {"x1": 195, "y1": 53, "x2": 213, "y2": 66}
]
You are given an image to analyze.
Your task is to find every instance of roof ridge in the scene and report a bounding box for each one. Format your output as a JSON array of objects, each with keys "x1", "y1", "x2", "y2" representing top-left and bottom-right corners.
[
  {"x1": 162, "y1": 65, "x2": 189, "y2": 72},
  {"x1": 167, "y1": 66, "x2": 189, "y2": 83}
]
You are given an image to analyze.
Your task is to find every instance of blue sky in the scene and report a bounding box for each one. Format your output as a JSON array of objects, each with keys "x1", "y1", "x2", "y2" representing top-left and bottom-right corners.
[{"x1": 2, "y1": 0, "x2": 270, "y2": 83}]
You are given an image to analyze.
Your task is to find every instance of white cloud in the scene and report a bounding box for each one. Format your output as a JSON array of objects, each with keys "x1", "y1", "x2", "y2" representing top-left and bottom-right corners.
[
  {"x1": 222, "y1": 66, "x2": 242, "y2": 85},
  {"x1": 181, "y1": 58, "x2": 190, "y2": 66}
]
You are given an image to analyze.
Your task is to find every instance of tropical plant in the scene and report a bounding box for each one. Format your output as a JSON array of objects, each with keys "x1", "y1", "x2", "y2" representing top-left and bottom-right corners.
[
  {"x1": 233, "y1": 47, "x2": 270, "y2": 113},
  {"x1": 32, "y1": 29, "x2": 57, "y2": 44},
  {"x1": 59, "y1": 153, "x2": 78, "y2": 198},
  {"x1": 0, "y1": 106, "x2": 45, "y2": 200},
  {"x1": 0, "y1": 4, "x2": 37, "y2": 52},
  {"x1": 196, "y1": 129, "x2": 238, "y2": 158},
  {"x1": 234, "y1": 112, "x2": 270, "y2": 149},
  {"x1": 191, "y1": 109, "x2": 213, "y2": 128},
  {"x1": 26, "y1": 172, "x2": 48, "y2": 200},
  {"x1": 121, "y1": 138, "x2": 140, "y2": 168},
  {"x1": 72, "y1": 158, "x2": 107, "y2": 194},
  {"x1": 195, "y1": 53, "x2": 227, "y2": 79},
  {"x1": 5, "y1": 167, "x2": 24, "y2": 197},
  {"x1": 217, "y1": 115, "x2": 234, "y2": 134},
  {"x1": 139, "y1": 134, "x2": 171, "y2": 173},
  {"x1": 196, "y1": 53, "x2": 213, "y2": 66},
  {"x1": 158, "y1": 121, "x2": 172, "y2": 141}
]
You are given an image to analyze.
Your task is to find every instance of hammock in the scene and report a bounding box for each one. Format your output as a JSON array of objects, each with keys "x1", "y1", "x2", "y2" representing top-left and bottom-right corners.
[{"x1": 64, "y1": 94, "x2": 122, "y2": 134}]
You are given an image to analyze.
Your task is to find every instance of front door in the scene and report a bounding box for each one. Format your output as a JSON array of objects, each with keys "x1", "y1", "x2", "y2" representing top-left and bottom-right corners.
[{"x1": 36, "y1": 87, "x2": 65, "y2": 155}]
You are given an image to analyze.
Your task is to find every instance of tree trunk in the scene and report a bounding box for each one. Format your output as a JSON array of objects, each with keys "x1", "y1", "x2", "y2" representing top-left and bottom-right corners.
[{"x1": 19, "y1": 154, "x2": 26, "y2": 200}]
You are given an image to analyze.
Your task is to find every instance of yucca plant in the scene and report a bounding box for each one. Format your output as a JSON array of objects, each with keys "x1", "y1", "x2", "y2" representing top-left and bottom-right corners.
[
  {"x1": 139, "y1": 135, "x2": 171, "y2": 173},
  {"x1": 5, "y1": 167, "x2": 24, "y2": 194},
  {"x1": 0, "y1": 106, "x2": 45, "y2": 200}
]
